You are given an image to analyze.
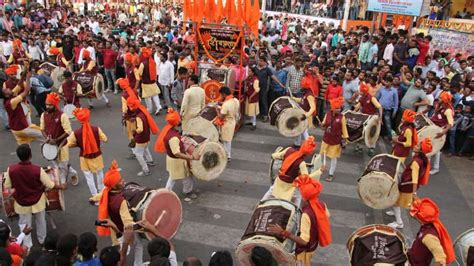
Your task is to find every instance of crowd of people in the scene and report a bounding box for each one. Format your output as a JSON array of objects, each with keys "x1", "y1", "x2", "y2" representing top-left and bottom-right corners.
[{"x1": 0, "y1": 0, "x2": 473, "y2": 266}]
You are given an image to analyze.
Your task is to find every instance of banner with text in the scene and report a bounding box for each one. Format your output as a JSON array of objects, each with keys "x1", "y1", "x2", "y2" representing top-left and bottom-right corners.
[
  {"x1": 426, "y1": 28, "x2": 474, "y2": 58},
  {"x1": 367, "y1": 0, "x2": 425, "y2": 16}
]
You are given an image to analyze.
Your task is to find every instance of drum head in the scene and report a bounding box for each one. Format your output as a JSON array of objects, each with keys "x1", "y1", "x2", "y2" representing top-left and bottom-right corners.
[
  {"x1": 51, "y1": 67, "x2": 66, "y2": 91},
  {"x1": 94, "y1": 74, "x2": 105, "y2": 99},
  {"x1": 364, "y1": 115, "x2": 381, "y2": 148},
  {"x1": 454, "y1": 228, "x2": 474, "y2": 266},
  {"x1": 143, "y1": 189, "x2": 182, "y2": 240},
  {"x1": 269, "y1": 96, "x2": 294, "y2": 126},
  {"x1": 268, "y1": 146, "x2": 284, "y2": 184},
  {"x1": 344, "y1": 110, "x2": 370, "y2": 143},
  {"x1": 41, "y1": 143, "x2": 59, "y2": 161},
  {"x1": 39, "y1": 62, "x2": 57, "y2": 74},
  {"x1": 200, "y1": 105, "x2": 219, "y2": 121},
  {"x1": 191, "y1": 142, "x2": 227, "y2": 181},
  {"x1": 418, "y1": 125, "x2": 445, "y2": 157},
  {"x1": 414, "y1": 113, "x2": 432, "y2": 131},
  {"x1": 358, "y1": 172, "x2": 399, "y2": 209},
  {"x1": 63, "y1": 104, "x2": 76, "y2": 119},
  {"x1": 277, "y1": 108, "x2": 307, "y2": 138},
  {"x1": 183, "y1": 117, "x2": 219, "y2": 142},
  {"x1": 236, "y1": 237, "x2": 294, "y2": 266}
]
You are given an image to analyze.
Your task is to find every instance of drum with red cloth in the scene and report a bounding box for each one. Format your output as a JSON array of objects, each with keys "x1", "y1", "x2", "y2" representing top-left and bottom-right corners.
[{"x1": 73, "y1": 72, "x2": 104, "y2": 99}]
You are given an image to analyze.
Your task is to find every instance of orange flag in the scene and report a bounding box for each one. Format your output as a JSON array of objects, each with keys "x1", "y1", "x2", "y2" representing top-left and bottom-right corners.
[
  {"x1": 224, "y1": 0, "x2": 232, "y2": 22},
  {"x1": 244, "y1": 0, "x2": 252, "y2": 25},
  {"x1": 229, "y1": 0, "x2": 238, "y2": 24},
  {"x1": 216, "y1": 0, "x2": 224, "y2": 22},
  {"x1": 206, "y1": 0, "x2": 216, "y2": 22},
  {"x1": 183, "y1": 0, "x2": 189, "y2": 31},
  {"x1": 235, "y1": 0, "x2": 243, "y2": 26},
  {"x1": 249, "y1": 0, "x2": 260, "y2": 36}
]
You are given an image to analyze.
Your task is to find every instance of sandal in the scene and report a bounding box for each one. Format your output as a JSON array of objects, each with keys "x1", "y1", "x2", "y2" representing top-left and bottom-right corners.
[{"x1": 325, "y1": 175, "x2": 334, "y2": 182}]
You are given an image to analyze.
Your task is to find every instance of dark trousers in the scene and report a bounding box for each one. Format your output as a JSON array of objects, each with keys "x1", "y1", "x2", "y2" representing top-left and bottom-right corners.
[
  {"x1": 259, "y1": 89, "x2": 270, "y2": 117},
  {"x1": 31, "y1": 91, "x2": 48, "y2": 116}
]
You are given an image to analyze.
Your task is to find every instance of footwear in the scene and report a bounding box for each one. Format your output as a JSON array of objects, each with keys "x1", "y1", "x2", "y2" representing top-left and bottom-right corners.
[
  {"x1": 430, "y1": 169, "x2": 440, "y2": 175},
  {"x1": 137, "y1": 171, "x2": 151, "y2": 177},
  {"x1": 250, "y1": 125, "x2": 256, "y2": 131},
  {"x1": 262, "y1": 117, "x2": 269, "y2": 123},
  {"x1": 227, "y1": 158, "x2": 231, "y2": 162},
  {"x1": 388, "y1": 222, "x2": 404, "y2": 229},
  {"x1": 184, "y1": 192, "x2": 198, "y2": 202},
  {"x1": 147, "y1": 161, "x2": 156, "y2": 166},
  {"x1": 385, "y1": 210, "x2": 395, "y2": 216},
  {"x1": 325, "y1": 175, "x2": 334, "y2": 182},
  {"x1": 113, "y1": 90, "x2": 119, "y2": 95},
  {"x1": 353, "y1": 146, "x2": 362, "y2": 153},
  {"x1": 245, "y1": 122, "x2": 253, "y2": 126},
  {"x1": 104, "y1": 89, "x2": 112, "y2": 93},
  {"x1": 106, "y1": 102, "x2": 112, "y2": 108},
  {"x1": 88, "y1": 105, "x2": 94, "y2": 109},
  {"x1": 71, "y1": 175, "x2": 79, "y2": 186},
  {"x1": 126, "y1": 153, "x2": 136, "y2": 160},
  {"x1": 154, "y1": 109, "x2": 161, "y2": 116},
  {"x1": 368, "y1": 148, "x2": 375, "y2": 157}
]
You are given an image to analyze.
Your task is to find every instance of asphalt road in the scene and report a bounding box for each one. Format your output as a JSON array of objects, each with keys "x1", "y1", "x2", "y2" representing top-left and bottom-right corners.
[{"x1": 0, "y1": 93, "x2": 472, "y2": 265}]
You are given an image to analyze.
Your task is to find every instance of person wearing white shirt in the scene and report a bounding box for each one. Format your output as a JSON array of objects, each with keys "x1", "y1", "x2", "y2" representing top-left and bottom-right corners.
[
  {"x1": 27, "y1": 39, "x2": 44, "y2": 61},
  {"x1": 158, "y1": 53, "x2": 175, "y2": 108},
  {"x1": 78, "y1": 44, "x2": 96, "y2": 65},
  {"x1": 0, "y1": 36, "x2": 13, "y2": 58},
  {"x1": 383, "y1": 36, "x2": 395, "y2": 66}
]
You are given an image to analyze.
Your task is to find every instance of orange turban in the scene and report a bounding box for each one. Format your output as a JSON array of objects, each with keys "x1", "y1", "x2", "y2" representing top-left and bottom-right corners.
[
  {"x1": 439, "y1": 91, "x2": 453, "y2": 107},
  {"x1": 73, "y1": 108, "x2": 99, "y2": 156},
  {"x1": 141, "y1": 48, "x2": 157, "y2": 81},
  {"x1": 409, "y1": 198, "x2": 455, "y2": 264},
  {"x1": 279, "y1": 136, "x2": 316, "y2": 177},
  {"x1": 49, "y1": 47, "x2": 61, "y2": 55},
  {"x1": 126, "y1": 95, "x2": 159, "y2": 135},
  {"x1": 124, "y1": 53, "x2": 133, "y2": 64},
  {"x1": 420, "y1": 138, "x2": 433, "y2": 154},
  {"x1": 294, "y1": 175, "x2": 332, "y2": 247},
  {"x1": 402, "y1": 109, "x2": 416, "y2": 123},
  {"x1": 5, "y1": 65, "x2": 20, "y2": 76},
  {"x1": 329, "y1": 97, "x2": 344, "y2": 111},
  {"x1": 300, "y1": 74, "x2": 318, "y2": 96},
  {"x1": 418, "y1": 138, "x2": 432, "y2": 186},
  {"x1": 116, "y1": 78, "x2": 130, "y2": 90},
  {"x1": 360, "y1": 83, "x2": 369, "y2": 94},
  {"x1": 45, "y1": 92, "x2": 60, "y2": 109},
  {"x1": 12, "y1": 39, "x2": 23, "y2": 50},
  {"x1": 97, "y1": 160, "x2": 122, "y2": 236},
  {"x1": 154, "y1": 108, "x2": 181, "y2": 153},
  {"x1": 83, "y1": 50, "x2": 91, "y2": 59}
]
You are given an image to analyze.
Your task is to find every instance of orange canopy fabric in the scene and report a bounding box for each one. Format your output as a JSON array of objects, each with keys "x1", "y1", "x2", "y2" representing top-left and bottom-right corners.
[
  {"x1": 154, "y1": 109, "x2": 181, "y2": 153},
  {"x1": 97, "y1": 160, "x2": 122, "y2": 236},
  {"x1": 73, "y1": 108, "x2": 99, "y2": 156}
]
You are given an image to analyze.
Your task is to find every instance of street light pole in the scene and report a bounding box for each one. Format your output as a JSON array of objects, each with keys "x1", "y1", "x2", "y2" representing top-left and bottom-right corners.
[{"x1": 342, "y1": 0, "x2": 351, "y2": 31}]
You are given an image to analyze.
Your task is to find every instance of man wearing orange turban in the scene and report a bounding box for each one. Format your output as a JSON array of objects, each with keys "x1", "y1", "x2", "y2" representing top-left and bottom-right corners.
[
  {"x1": 320, "y1": 97, "x2": 349, "y2": 181},
  {"x1": 41, "y1": 93, "x2": 79, "y2": 186},
  {"x1": 262, "y1": 136, "x2": 326, "y2": 205},
  {"x1": 8, "y1": 39, "x2": 31, "y2": 66},
  {"x1": 79, "y1": 47, "x2": 111, "y2": 109},
  {"x1": 58, "y1": 71, "x2": 83, "y2": 107},
  {"x1": 155, "y1": 109, "x2": 200, "y2": 201},
  {"x1": 387, "y1": 138, "x2": 433, "y2": 229},
  {"x1": 123, "y1": 53, "x2": 140, "y2": 93},
  {"x1": 138, "y1": 47, "x2": 162, "y2": 115},
  {"x1": 392, "y1": 109, "x2": 418, "y2": 162},
  {"x1": 49, "y1": 47, "x2": 69, "y2": 69},
  {"x1": 67, "y1": 108, "x2": 108, "y2": 197},
  {"x1": 430, "y1": 91, "x2": 454, "y2": 175},
  {"x1": 408, "y1": 198, "x2": 455, "y2": 265},
  {"x1": 268, "y1": 175, "x2": 331, "y2": 265},
  {"x1": 294, "y1": 66, "x2": 319, "y2": 147}
]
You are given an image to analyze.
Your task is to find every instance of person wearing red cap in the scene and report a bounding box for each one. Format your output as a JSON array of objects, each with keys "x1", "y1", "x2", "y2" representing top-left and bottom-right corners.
[
  {"x1": 124, "y1": 53, "x2": 140, "y2": 93},
  {"x1": 117, "y1": 78, "x2": 140, "y2": 157},
  {"x1": 58, "y1": 71, "x2": 83, "y2": 107},
  {"x1": 40, "y1": 92, "x2": 79, "y2": 186},
  {"x1": 49, "y1": 47, "x2": 69, "y2": 69},
  {"x1": 7, "y1": 39, "x2": 31, "y2": 66},
  {"x1": 262, "y1": 136, "x2": 325, "y2": 206},
  {"x1": 67, "y1": 108, "x2": 108, "y2": 197},
  {"x1": 392, "y1": 109, "x2": 418, "y2": 163},
  {"x1": 408, "y1": 198, "x2": 455, "y2": 265},
  {"x1": 268, "y1": 175, "x2": 332, "y2": 265},
  {"x1": 79, "y1": 49, "x2": 111, "y2": 109},
  {"x1": 138, "y1": 47, "x2": 162, "y2": 115},
  {"x1": 293, "y1": 67, "x2": 319, "y2": 146},
  {"x1": 430, "y1": 91, "x2": 454, "y2": 175},
  {"x1": 155, "y1": 108, "x2": 200, "y2": 201},
  {"x1": 320, "y1": 97, "x2": 348, "y2": 182},
  {"x1": 387, "y1": 138, "x2": 433, "y2": 229}
]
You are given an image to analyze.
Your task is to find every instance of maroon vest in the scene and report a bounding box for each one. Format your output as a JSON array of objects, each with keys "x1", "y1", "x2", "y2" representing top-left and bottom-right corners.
[
  {"x1": 57, "y1": 54, "x2": 67, "y2": 68},
  {"x1": 278, "y1": 148, "x2": 304, "y2": 183},
  {"x1": 13, "y1": 50, "x2": 26, "y2": 65},
  {"x1": 399, "y1": 155, "x2": 427, "y2": 193},
  {"x1": 108, "y1": 192, "x2": 126, "y2": 233},
  {"x1": 134, "y1": 111, "x2": 150, "y2": 144},
  {"x1": 62, "y1": 80, "x2": 81, "y2": 106},
  {"x1": 408, "y1": 224, "x2": 439, "y2": 266},
  {"x1": 43, "y1": 110, "x2": 67, "y2": 143},
  {"x1": 323, "y1": 113, "x2": 343, "y2": 145},
  {"x1": 245, "y1": 76, "x2": 259, "y2": 103},
  {"x1": 164, "y1": 129, "x2": 185, "y2": 158},
  {"x1": 4, "y1": 98, "x2": 28, "y2": 131},
  {"x1": 82, "y1": 59, "x2": 98, "y2": 75},
  {"x1": 393, "y1": 124, "x2": 414, "y2": 158},
  {"x1": 431, "y1": 105, "x2": 452, "y2": 127},
  {"x1": 295, "y1": 205, "x2": 319, "y2": 254},
  {"x1": 8, "y1": 161, "x2": 44, "y2": 206},
  {"x1": 360, "y1": 93, "x2": 377, "y2": 115},
  {"x1": 74, "y1": 126, "x2": 102, "y2": 158},
  {"x1": 140, "y1": 60, "x2": 155, "y2": 84},
  {"x1": 125, "y1": 65, "x2": 137, "y2": 89},
  {"x1": 300, "y1": 90, "x2": 315, "y2": 115}
]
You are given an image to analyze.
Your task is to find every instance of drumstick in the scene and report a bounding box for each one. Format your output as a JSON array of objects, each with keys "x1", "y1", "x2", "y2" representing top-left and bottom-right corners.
[
  {"x1": 154, "y1": 210, "x2": 167, "y2": 227},
  {"x1": 323, "y1": 153, "x2": 327, "y2": 167}
]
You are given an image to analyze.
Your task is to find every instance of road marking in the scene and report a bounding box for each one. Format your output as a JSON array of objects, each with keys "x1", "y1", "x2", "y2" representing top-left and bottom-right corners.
[
  {"x1": 234, "y1": 132, "x2": 293, "y2": 145},
  {"x1": 174, "y1": 220, "x2": 243, "y2": 250},
  {"x1": 220, "y1": 168, "x2": 270, "y2": 186},
  {"x1": 323, "y1": 182, "x2": 359, "y2": 199},
  {"x1": 232, "y1": 148, "x2": 272, "y2": 164},
  {"x1": 194, "y1": 191, "x2": 257, "y2": 214}
]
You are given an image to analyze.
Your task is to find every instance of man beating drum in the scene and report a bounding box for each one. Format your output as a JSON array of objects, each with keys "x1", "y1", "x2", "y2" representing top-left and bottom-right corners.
[
  {"x1": 80, "y1": 50, "x2": 111, "y2": 109},
  {"x1": 40, "y1": 92, "x2": 79, "y2": 186},
  {"x1": 267, "y1": 175, "x2": 332, "y2": 266},
  {"x1": 4, "y1": 144, "x2": 67, "y2": 248},
  {"x1": 262, "y1": 136, "x2": 325, "y2": 206},
  {"x1": 392, "y1": 109, "x2": 418, "y2": 163},
  {"x1": 386, "y1": 138, "x2": 433, "y2": 229},
  {"x1": 215, "y1": 86, "x2": 240, "y2": 161},
  {"x1": 430, "y1": 91, "x2": 454, "y2": 175}
]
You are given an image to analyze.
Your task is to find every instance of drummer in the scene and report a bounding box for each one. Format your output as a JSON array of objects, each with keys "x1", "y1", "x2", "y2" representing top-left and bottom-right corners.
[
  {"x1": 215, "y1": 86, "x2": 240, "y2": 161},
  {"x1": 387, "y1": 138, "x2": 432, "y2": 229},
  {"x1": 180, "y1": 74, "x2": 205, "y2": 129},
  {"x1": 320, "y1": 97, "x2": 349, "y2": 182},
  {"x1": 49, "y1": 47, "x2": 70, "y2": 69},
  {"x1": 58, "y1": 71, "x2": 83, "y2": 107},
  {"x1": 244, "y1": 68, "x2": 260, "y2": 131},
  {"x1": 392, "y1": 109, "x2": 418, "y2": 163},
  {"x1": 408, "y1": 198, "x2": 455, "y2": 265},
  {"x1": 155, "y1": 108, "x2": 200, "y2": 202},
  {"x1": 124, "y1": 53, "x2": 140, "y2": 93},
  {"x1": 354, "y1": 76, "x2": 383, "y2": 156},
  {"x1": 429, "y1": 92, "x2": 454, "y2": 175},
  {"x1": 7, "y1": 39, "x2": 31, "y2": 66},
  {"x1": 40, "y1": 92, "x2": 79, "y2": 186},
  {"x1": 4, "y1": 144, "x2": 67, "y2": 248},
  {"x1": 90, "y1": 160, "x2": 145, "y2": 266},
  {"x1": 138, "y1": 47, "x2": 162, "y2": 115},
  {"x1": 268, "y1": 175, "x2": 332, "y2": 266},
  {"x1": 117, "y1": 78, "x2": 139, "y2": 158},
  {"x1": 292, "y1": 71, "x2": 318, "y2": 146},
  {"x1": 67, "y1": 108, "x2": 108, "y2": 197},
  {"x1": 262, "y1": 136, "x2": 325, "y2": 206},
  {"x1": 80, "y1": 50, "x2": 111, "y2": 109}
]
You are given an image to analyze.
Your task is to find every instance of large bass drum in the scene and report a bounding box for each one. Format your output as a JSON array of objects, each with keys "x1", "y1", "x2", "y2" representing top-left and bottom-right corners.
[
  {"x1": 401, "y1": 113, "x2": 445, "y2": 157},
  {"x1": 269, "y1": 96, "x2": 307, "y2": 138},
  {"x1": 343, "y1": 110, "x2": 381, "y2": 147},
  {"x1": 182, "y1": 104, "x2": 220, "y2": 142},
  {"x1": 268, "y1": 146, "x2": 321, "y2": 184},
  {"x1": 73, "y1": 72, "x2": 104, "y2": 99},
  {"x1": 454, "y1": 228, "x2": 474, "y2": 266},
  {"x1": 236, "y1": 199, "x2": 300, "y2": 266}
]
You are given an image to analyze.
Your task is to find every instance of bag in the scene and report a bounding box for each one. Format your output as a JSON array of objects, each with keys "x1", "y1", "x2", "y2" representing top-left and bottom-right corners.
[{"x1": 38, "y1": 74, "x2": 54, "y2": 89}]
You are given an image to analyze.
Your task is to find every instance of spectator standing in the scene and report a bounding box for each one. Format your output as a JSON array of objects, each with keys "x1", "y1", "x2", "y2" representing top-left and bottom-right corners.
[
  {"x1": 392, "y1": 35, "x2": 408, "y2": 73},
  {"x1": 342, "y1": 72, "x2": 359, "y2": 111},
  {"x1": 157, "y1": 53, "x2": 175, "y2": 109},
  {"x1": 254, "y1": 57, "x2": 285, "y2": 122},
  {"x1": 102, "y1": 41, "x2": 118, "y2": 94},
  {"x1": 285, "y1": 57, "x2": 305, "y2": 96},
  {"x1": 358, "y1": 35, "x2": 370, "y2": 70},
  {"x1": 377, "y1": 76, "x2": 399, "y2": 138}
]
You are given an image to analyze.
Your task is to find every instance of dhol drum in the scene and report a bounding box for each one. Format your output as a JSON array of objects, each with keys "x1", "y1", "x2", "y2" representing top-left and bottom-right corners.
[
  {"x1": 269, "y1": 96, "x2": 308, "y2": 138},
  {"x1": 358, "y1": 154, "x2": 405, "y2": 209},
  {"x1": 454, "y1": 228, "x2": 474, "y2": 266},
  {"x1": 347, "y1": 224, "x2": 408, "y2": 265},
  {"x1": 39, "y1": 62, "x2": 65, "y2": 90},
  {"x1": 1, "y1": 167, "x2": 65, "y2": 218},
  {"x1": 415, "y1": 114, "x2": 445, "y2": 157},
  {"x1": 123, "y1": 183, "x2": 182, "y2": 240},
  {"x1": 41, "y1": 143, "x2": 59, "y2": 161},
  {"x1": 63, "y1": 104, "x2": 76, "y2": 119},
  {"x1": 344, "y1": 110, "x2": 381, "y2": 147},
  {"x1": 268, "y1": 146, "x2": 321, "y2": 184},
  {"x1": 73, "y1": 72, "x2": 104, "y2": 99},
  {"x1": 236, "y1": 199, "x2": 300, "y2": 266},
  {"x1": 183, "y1": 104, "x2": 220, "y2": 142},
  {"x1": 181, "y1": 135, "x2": 227, "y2": 181}
]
